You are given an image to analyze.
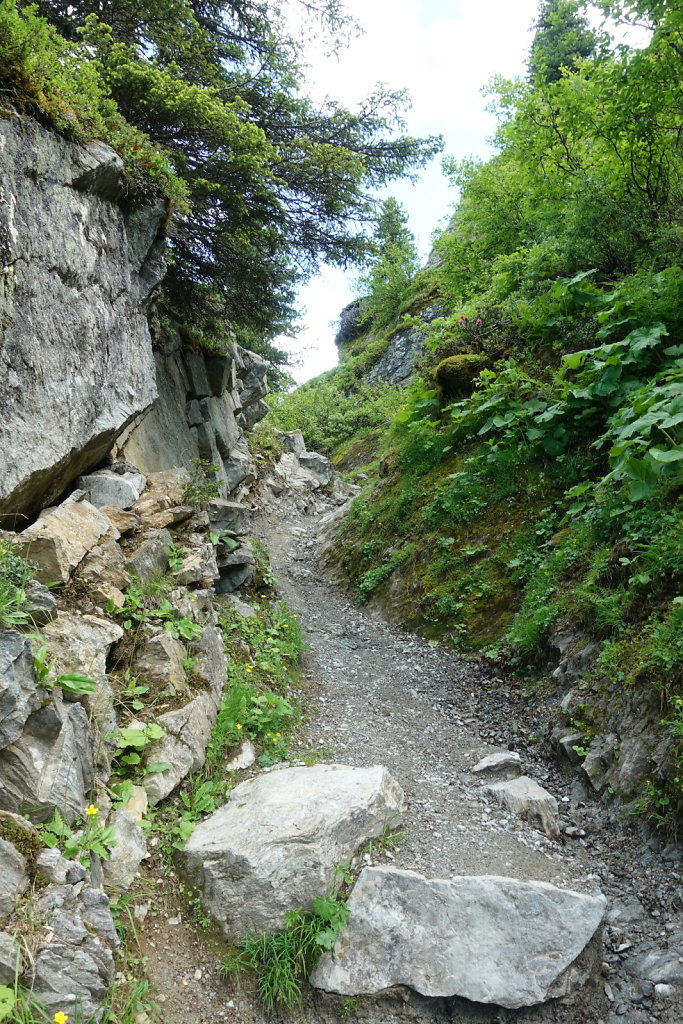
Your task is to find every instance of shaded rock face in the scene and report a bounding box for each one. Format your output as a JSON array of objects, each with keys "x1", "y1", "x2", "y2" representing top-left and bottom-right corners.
[
  {"x1": 178, "y1": 764, "x2": 404, "y2": 938},
  {"x1": 334, "y1": 299, "x2": 368, "y2": 348},
  {"x1": 0, "y1": 630, "x2": 45, "y2": 749},
  {"x1": 115, "y1": 334, "x2": 268, "y2": 501},
  {"x1": 0, "y1": 113, "x2": 165, "y2": 519},
  {"x1": 311, "y1": 867, "x2": 606, "y2": 1008},
  {"x1": 367, "y1": 303, "x2": 443, "y2": 387}
]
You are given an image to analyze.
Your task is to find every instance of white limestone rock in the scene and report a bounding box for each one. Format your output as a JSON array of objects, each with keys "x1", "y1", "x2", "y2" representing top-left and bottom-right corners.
[
  {"x1": 15, "y1": 495, "x2": 114, "y2": 584},
  {"x1": 311, "y1": 868, "x2": 606, "y2": 1008},
  {"x1": 178, "y1": 764, "x2": 404, "y2": 939}
]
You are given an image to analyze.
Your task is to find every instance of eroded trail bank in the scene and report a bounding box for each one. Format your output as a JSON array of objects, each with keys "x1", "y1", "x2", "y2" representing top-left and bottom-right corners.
[{"x1": 253, "y1": 500, "x2": 683, "y2": 1024}]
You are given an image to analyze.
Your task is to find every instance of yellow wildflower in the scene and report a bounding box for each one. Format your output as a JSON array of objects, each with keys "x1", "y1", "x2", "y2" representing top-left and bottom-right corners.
[
  {"x1": 54, "y1": 1013, "x2": 69, "y2": 1024},
  {"x1": 245, "y1": 665, "x2": 254, "y2": 672},
  {"x1": 85, "y1": 805, "x2": 99, "y2": 817},
  {"x1": 275, "y1": 732, "x2": 281, "y2": 738},
  {"x1": 235, "y1": 723, "x2": 243, "y2": 730},
  {"x1": 283, "y1": 624, "x2": 289, "y2": 629}
]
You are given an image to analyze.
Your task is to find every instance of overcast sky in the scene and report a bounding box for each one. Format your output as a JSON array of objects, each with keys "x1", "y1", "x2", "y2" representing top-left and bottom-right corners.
[{"x1": 279, "y1": 0, "x2": 542, "y2": 382}]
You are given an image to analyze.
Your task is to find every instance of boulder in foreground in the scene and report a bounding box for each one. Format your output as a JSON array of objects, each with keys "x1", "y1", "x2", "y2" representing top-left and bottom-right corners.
[
  {"x1": 311, "y1": 867, "x2": 606, "y2": 1009},
  {"x1": 178, "y1": 764, "x2": 404, "y2": 938}
]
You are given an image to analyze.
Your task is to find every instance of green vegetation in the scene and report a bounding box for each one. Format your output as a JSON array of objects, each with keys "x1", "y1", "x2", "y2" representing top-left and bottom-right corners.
[
  {"x1": 0, "y1": 540, "x2": 35, "y2": 629},
  {"x1": 145, "y1": 594, "x2": 305, "y2": 857},
  {"x1": 220, "y1": 893, "x2": 349, "y2": 1013},
  {"x1": 38, "y1": 805, "x2": 116, "y2": 864},
  {"x1": 356, "y1": 197, "x2": 419, "y2": 329},
  {"x1": 275, "y1": 1, "x2": 683, "y2": 825}
]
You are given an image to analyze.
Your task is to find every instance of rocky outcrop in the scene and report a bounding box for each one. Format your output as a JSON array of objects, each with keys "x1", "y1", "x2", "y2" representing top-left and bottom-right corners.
[
  {"x1": 29, "y1": 875, "x2": 118, "y2": 1020},
  {"x1": 0, "y1": 690, "x2": 95, "y2": 823},
  {"x1": 0, "y1": 112, "x2": 165, "y2": 520},
  {"x1": 114, "y1": 334, "x2": 268, "y2": 500},
  {"x1": 178, "y1": 764, "x2": 404, "y2": 938},
  {"x1": 334, "y1": 299, "x2": 369, "y2": 348},
  {"x1": 311, "y1": 868, "x2": 606, "y2": 1008},
  {"x1": 367, "y1": 303, "x2": 443, "y2": 386}
]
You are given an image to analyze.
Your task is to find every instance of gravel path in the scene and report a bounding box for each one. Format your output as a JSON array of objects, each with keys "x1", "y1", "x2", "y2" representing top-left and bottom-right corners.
[
  {"x1": 256, "y1": 497, "x2": 683, "y2": 1024},
  {"x1": 139, "y1": 495, "x2": 682, "y2": 1024}
]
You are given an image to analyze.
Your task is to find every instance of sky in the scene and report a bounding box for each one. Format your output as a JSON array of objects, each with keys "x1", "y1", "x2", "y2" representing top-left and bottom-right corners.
[{"x1": 279, "y1": 0, "x2": 542, "y2": 382}]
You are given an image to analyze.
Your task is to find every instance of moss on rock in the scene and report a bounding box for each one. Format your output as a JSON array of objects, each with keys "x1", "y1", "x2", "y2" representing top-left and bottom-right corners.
[{"x1": 434, "y1": 355, "x2": 488, "y2": 399}]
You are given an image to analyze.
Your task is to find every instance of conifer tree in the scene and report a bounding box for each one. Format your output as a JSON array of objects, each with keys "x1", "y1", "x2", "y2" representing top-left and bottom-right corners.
[{"x1": 529, "y1": 0, "x2": 599, "y2": 82}]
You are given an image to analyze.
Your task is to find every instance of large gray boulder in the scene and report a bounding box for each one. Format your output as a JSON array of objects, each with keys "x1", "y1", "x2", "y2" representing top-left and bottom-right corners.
[
  {"x1": 0, "y1": 691, "x2": 95, "y2": 823},
  {"x1": 0, "y1": 630, "x2": 44, "y2": 750},
  {"x1": 178, "y1": 764, "x2": 404, "y2": 938},
  {"x1": 76, "y1": 468, "x2": 146, "y2": 509},
  {"x1": 0, "y1": 114, "x2": 164, "y2": 518},
  {"x1": 208, "y1": 499, "x2": 251, "y2": 537},
  {"x1": 311, "y1": 868, "x2": 606, "y2": 1008},
  {"x1": 299, "y1": 451, "x2": 334, "y2": 486}
]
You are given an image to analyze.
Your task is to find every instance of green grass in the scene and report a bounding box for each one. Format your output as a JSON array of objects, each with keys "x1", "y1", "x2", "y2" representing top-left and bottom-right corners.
[{"x1": 220, "y1": 895, "x2": 349, "y2": 1014}]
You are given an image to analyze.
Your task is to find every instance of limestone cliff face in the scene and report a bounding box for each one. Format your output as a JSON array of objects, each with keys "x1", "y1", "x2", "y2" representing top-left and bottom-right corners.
[
  {"x1": 115, "y1": 332, "x2": 269, "y2": 500},
  {"x1": 0, "y1": 112, "x2": 166, "y2": 520}
]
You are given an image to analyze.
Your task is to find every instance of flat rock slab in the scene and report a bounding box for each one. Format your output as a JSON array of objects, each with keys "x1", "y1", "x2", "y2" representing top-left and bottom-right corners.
[
  {"x1": 178, "y1": 764, "x2": 404, "y2": 939},
  {"x1": 472, "y1": 750, "x2": 522, "y2": 780},
  {"x1": 311, "y1": 868, "x2": 606, "y2": 1008}
]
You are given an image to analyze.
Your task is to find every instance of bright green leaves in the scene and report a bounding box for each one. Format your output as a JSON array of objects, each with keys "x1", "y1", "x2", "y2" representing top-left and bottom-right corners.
[{"x1": 0, "y1": 987, "x2": 13, "y2": 1022}]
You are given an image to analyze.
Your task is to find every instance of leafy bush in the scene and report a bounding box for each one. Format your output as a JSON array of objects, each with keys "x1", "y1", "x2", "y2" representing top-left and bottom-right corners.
[{"x1": 269, "y1": 371, "x2": 402, "y2": 456}]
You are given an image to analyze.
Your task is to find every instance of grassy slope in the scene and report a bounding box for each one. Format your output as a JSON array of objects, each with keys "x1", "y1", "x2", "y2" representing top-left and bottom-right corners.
[{"x1": 269, "y1": 267, "x2": 683, "y2": 830}]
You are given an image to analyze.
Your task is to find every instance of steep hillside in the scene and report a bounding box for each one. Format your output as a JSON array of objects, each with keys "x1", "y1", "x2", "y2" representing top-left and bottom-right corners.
[{"x1": 271, "y1": 2, "x2": 683, "y2": 831}]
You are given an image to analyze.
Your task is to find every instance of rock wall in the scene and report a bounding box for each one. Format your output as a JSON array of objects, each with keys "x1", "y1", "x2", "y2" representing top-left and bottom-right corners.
[
  {"x1": 114, "y1": 332, "x2": 269, "y2": 500},
  {"x1": 0, "y1": 111, "x2": 166, "y2": 521},
  {"x1": 334, "y1": 298, "x2": 443, "y2": 387}
]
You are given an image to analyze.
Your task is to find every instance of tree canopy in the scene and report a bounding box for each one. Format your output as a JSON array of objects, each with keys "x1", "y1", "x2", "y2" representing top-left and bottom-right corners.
[
  {"x1": 1, "y1": 0, "x2": 442, "y2": 352},
  {"x1": 528, "y1": 0, "x2": 600, "y2": 82}
]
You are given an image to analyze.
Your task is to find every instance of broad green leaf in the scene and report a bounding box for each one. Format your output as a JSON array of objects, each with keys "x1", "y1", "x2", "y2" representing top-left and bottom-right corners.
[
  {"x1": 648, "y1": 447, "x2": 683, "y2": 463},
  {"x1": 0, "y1": 986, "x2": 15, "y2": 1022}
]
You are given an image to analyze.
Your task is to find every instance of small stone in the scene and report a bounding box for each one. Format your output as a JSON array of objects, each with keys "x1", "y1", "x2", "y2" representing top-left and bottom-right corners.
[
  {"x1": 484, "y1": 776, "x2": 560, "y2": 839},
  {"x1": 654, "y1": 983, "x2": 675, "y2": 998},
  {"x1": 471, "y1": 751, "x2": 522, "y2": 780},
  {"x1": 224, "y1": 739, "x2": 256, "y2": 772}
]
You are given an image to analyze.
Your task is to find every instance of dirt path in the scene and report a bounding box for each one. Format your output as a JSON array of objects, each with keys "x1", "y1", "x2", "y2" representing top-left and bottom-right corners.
[{"x1": 138, "y1": 497, "x2": 682, "y2": 1024}]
